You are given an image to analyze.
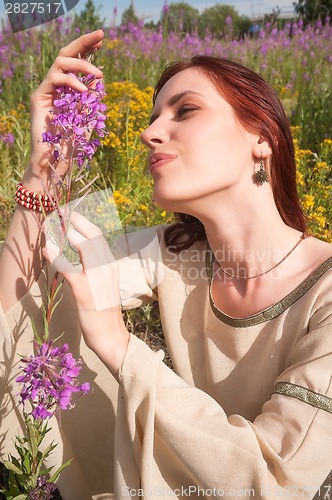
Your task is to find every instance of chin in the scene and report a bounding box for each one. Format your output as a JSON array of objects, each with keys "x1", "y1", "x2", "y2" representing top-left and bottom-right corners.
[
  {"x1": 152, "y1": 186, "x2": 206, "y2": 215},
  {"x1": 152, "y1": 186, "x2": 185, "y2": 211}
]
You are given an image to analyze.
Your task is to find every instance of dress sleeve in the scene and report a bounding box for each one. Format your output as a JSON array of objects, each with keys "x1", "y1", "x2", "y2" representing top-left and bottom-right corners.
[
  {"x1": 111, "y1": 225, "x2": 165, "y2": 309},
  {"x1": 115, "y1": 288, "x2": 332, "y2": 499}
]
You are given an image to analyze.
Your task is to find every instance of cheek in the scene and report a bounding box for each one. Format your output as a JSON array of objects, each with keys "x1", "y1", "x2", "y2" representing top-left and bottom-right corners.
[
  {"x1": 198, "y1": 120, "x2": 237, "y2": 150},
  {"x1": 200, "y1": 124, "x2": 253, "y2": 164}
]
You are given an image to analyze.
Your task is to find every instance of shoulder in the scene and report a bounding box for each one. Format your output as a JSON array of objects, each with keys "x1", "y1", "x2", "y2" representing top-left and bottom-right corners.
[
  {"x1": 287, "y1": 235, "x2": 332, "y2": 307},
  {"x1": 301, "y1": 238, "x2": 332, "y2": 325},
  {"x1": 305, "y1": 235, "x2": 332, "y2": 259},
  {"x1": 300, "y1": 235, "x2": 332, "y2": 275}
]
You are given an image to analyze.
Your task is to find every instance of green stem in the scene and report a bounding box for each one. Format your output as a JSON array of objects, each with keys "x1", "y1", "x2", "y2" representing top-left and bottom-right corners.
[{"x1": 46, "y1": 273, "x2": 59, "y2": 325}]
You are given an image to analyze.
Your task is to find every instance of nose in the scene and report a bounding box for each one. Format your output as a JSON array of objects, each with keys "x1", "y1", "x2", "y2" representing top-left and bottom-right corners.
[{"x1": 140, "y1": 119, "x2": 168, "y2": 149}]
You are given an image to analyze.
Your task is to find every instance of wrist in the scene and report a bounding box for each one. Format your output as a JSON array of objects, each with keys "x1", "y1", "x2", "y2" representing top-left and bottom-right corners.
[
  {"x1": 89, "y1": 329, "x2": 130, "y2": 380},
  {"x1": 21, "y1": 164, "x2": 58, "y2": 197},
  {"x1": 15, "y1": 182, "x2": 60, "y2": 213},
  {"x1": 82, "y1": 310, "x2": 130, "y2": 379}
]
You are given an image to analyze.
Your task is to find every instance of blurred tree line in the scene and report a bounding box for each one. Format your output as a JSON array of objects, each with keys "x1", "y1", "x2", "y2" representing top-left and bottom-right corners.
[
  {"x1": 74, "y1": 0, "x2": 332, "y2": 39},
  {"x1": 294, "y1": 0, "x2": 332, "y2": 24}
]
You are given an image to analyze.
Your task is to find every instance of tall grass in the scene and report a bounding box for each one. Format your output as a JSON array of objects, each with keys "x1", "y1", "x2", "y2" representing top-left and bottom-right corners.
[{"x1": 0, "y1": 17, "x2": 331, "y2": 241}]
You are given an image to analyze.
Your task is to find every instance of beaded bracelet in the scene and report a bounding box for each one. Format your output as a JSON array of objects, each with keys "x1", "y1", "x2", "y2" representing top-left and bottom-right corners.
[{"x1": 15, "y1": 183, "x2": 60, "y2": 213}]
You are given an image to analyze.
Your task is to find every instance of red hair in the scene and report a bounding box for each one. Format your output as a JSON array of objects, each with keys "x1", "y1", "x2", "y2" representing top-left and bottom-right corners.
[{"x1": 153, "y1": 56, "x2": 307, "y2": 250}]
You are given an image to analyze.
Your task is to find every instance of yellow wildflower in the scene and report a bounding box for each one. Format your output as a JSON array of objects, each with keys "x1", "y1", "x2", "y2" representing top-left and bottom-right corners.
[
  {"x1": 302, "y1": 194, "x2": 315, "y2": 211},
  {"x1": 113, "y1": 190, "x2": 132, "y2": 206},
  {"x1": 315, "y1": 161, "x2": 328, "y2": 170}
]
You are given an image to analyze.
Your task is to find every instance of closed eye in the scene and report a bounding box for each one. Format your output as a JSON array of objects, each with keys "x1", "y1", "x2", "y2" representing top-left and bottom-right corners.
[{"x1": 176, "y1": 105, "x2": 199, "y2": 119}]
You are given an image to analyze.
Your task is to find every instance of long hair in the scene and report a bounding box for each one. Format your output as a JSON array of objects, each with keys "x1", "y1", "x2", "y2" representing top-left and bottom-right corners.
[{"x1": 152, "y1": 56, "x2": 307, "y2": 251}]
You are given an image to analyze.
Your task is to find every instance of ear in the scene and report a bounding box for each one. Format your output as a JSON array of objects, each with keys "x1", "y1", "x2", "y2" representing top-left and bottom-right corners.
[{"x1": 253, "y1": 136, "x2": 273, "y2": 159}]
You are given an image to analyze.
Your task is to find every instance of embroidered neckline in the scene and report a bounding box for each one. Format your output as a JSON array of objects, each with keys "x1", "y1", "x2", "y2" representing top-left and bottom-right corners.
[{"x1": 206, "y1": 251, "x2": 332, "y2": 328}]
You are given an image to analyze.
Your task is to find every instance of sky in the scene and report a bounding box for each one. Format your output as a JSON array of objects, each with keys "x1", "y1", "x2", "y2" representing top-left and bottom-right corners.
[
  {"x1": 106, "y1": 0, "x2": 296, "y2": 24},
  {"x1": 0, "y1": 0, "x2": 296, "y2": 31}
]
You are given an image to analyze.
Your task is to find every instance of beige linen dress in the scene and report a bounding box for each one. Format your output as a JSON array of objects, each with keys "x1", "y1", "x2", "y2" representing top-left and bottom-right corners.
[{"x1": 1, "y1": 224, "x2": 332, "y2": 499}]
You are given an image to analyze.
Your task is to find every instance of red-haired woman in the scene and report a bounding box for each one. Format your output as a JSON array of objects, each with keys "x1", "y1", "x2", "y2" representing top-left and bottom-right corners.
[{"x1": 1, "y1": 30, "x2": 332, "y2": 499}]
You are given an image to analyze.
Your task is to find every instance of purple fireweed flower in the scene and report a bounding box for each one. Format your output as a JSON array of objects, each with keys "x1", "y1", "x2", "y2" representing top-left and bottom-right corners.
[
  {"x1": 162, "y1": 1, "x2": 169, "y2": 14},
  {"x1": 0, "y1": 132, "x2": 14, "y2": 144},
  {"x1": 2, "y1": 69, "x2": 13, "y2": 78},
  {"x1": 46, "y1": 72, "x2": 107, "y2": 167},
  {"x1": 16, "y1": 341, "x2": 90, "y2": 419},
  {"x1": 42, "y1": 131, "x2": 61, "y2": 144},
  {"x1": 29, "y1": 475, "x2": 57, "y2": 499}
]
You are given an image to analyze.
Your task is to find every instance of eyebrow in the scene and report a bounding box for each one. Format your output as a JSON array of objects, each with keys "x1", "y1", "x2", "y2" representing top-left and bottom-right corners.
[{"x1": 149, "y1": 90, "x2": 203, "y2": 125}]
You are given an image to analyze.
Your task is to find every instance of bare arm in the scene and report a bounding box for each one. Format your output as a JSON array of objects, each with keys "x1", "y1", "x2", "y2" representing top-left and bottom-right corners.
[
  {"x1": 0, "y1": 30, "x2": 104, "y2": 313},
  {"x1": 42, "y1": 212, "x2": 130, "y2": 378}
]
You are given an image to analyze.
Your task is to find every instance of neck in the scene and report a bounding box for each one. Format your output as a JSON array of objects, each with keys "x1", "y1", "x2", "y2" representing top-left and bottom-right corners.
[{"x1": 187, "y1": 190, "x2": 302, "y2": 278}]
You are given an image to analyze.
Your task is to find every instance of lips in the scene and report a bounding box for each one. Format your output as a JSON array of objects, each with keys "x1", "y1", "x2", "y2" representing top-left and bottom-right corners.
[{"x1": 149, "y1": 153, "x2": 177, "y2": 173}]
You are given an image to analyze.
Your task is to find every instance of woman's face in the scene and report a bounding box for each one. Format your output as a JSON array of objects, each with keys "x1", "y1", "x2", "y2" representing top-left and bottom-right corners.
[{"x1": 141, "y1": 67, "x2": 260, "y2": 213}]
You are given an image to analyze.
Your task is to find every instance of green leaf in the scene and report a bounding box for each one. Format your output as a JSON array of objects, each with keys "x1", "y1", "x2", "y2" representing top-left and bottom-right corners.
[
  {"x1": 16, "y1": 445, "x2": 31, "y2": 469},
  {"x1": 35, "y1": 444, "x2": 57, "y2": 478},
  {"x1": 26, "y1": 420, "x2": 38, "y2": 458},
  {"x1": 12, "y1": 495, "x2": 28, "y2": 500},
  {"x1": 2, "y1": 460, "x2": 23, "y2": 475},
  {"x1": 31, "y1": 318, "x2": 43, "y2": 345},
  {"x1": 41, "y1": 306, "x2": 50, "y2": 341},
  {"x1": 10, "y1": 455, "x2": 25, "y2": 473},
  {"x1": 42, "y1": 465, "x2": 55, "y2": 475},
  {"x1": 1, "y1": 469, "x2": 27, "y2": 497},
  {"x1": 53, "y1": 331, "x2": 65, "y2": 343},
  {"x1": 0, "y1": 491, "x2": 10, "y2": 497},
  {"x1": 22, "y1": 451, "x2": 31, "y2": 474},
  {"x1": 37, "y1": 421, "x2": 52, "y2": 446},
  {"x1": 51, "y1": 280, "x2": 64, "y2": 302},
  {"x1": 51, "y1": 295, "x2": 64, "y2": 317},
  {"x1": 0, "y1": 493, "x2": 13, "y2": 499},
  {"x1": 41, "y1": 441, "x2": 57, "y2": 460},
  {"x1": 15, "y1": 437, "x2": 27, "y2": 447},
  {"x1": 7, "y1": 469, "x2": 23, "y2": 492},
  {"x1": 48, "y1": 458, "x2": 72, "y2": 483}
]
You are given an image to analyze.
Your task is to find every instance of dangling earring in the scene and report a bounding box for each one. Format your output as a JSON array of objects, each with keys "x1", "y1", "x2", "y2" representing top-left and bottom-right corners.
[{"x1": 253, "y1": 154, "x2": 269, "y2": 185}]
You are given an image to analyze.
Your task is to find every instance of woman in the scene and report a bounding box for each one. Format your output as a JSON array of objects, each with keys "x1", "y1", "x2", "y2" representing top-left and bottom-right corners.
[{"x1": 1, "y1": 30, "x2": 332, "y2": 499}]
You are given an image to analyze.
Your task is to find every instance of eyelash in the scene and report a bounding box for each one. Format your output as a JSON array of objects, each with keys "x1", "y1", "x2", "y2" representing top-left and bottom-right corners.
[{"x1": 177, "y1": 105, "x2": 198, "y2": 118}]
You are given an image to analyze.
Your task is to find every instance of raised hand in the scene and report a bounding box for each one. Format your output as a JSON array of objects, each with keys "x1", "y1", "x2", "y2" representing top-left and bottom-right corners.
[
  {"x1": 27, "y1": 30, "x2": 104, "y2": 183},
  {"x1": 0, "y1": 30, "x2": 105, "y2": 312}
]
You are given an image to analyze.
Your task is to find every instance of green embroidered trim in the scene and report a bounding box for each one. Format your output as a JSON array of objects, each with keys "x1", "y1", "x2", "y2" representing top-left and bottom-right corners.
[
  {"x1": 273, "y1": 382, "x2": 332, "y2": 414},
  {"x1": 206, "y1": 249, "x2": 332, "y2": 328}
]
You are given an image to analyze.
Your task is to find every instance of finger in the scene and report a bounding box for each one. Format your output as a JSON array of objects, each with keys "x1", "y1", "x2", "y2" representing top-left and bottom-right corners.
[
  {"x1": 44, "y1": 231, "x2": 120, "y2": 311},
  {"x1": 43, "y1": 210, "x2": 91, "y2": 254},
  {"x1": 43, "y1": 239, "x2": 81, "y2": 277},
  {"x1": 58, "y1": 30, "x2": 104, "y2": 59},
  {"x1": 44, "y1": 210, "x2": 114, "y2": 271},
  {"x1": 36, "y1": 58, "x2": 103, "y2": 97},
  {"x1": 32, "y1": 32, "x2": 104, "y2": 99},
  {"x1": 86, "y1": 76, "x2": 103, "y2": 91},
  {"x1": 69, "y1": 211, "x2": 103, "y2": 239},
  {"x1": 53, "y1": 56, "x2": 103, "y2": 78},
  {"x1": 66, "y1": 218, "x2": 115, "y2": 271}
]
